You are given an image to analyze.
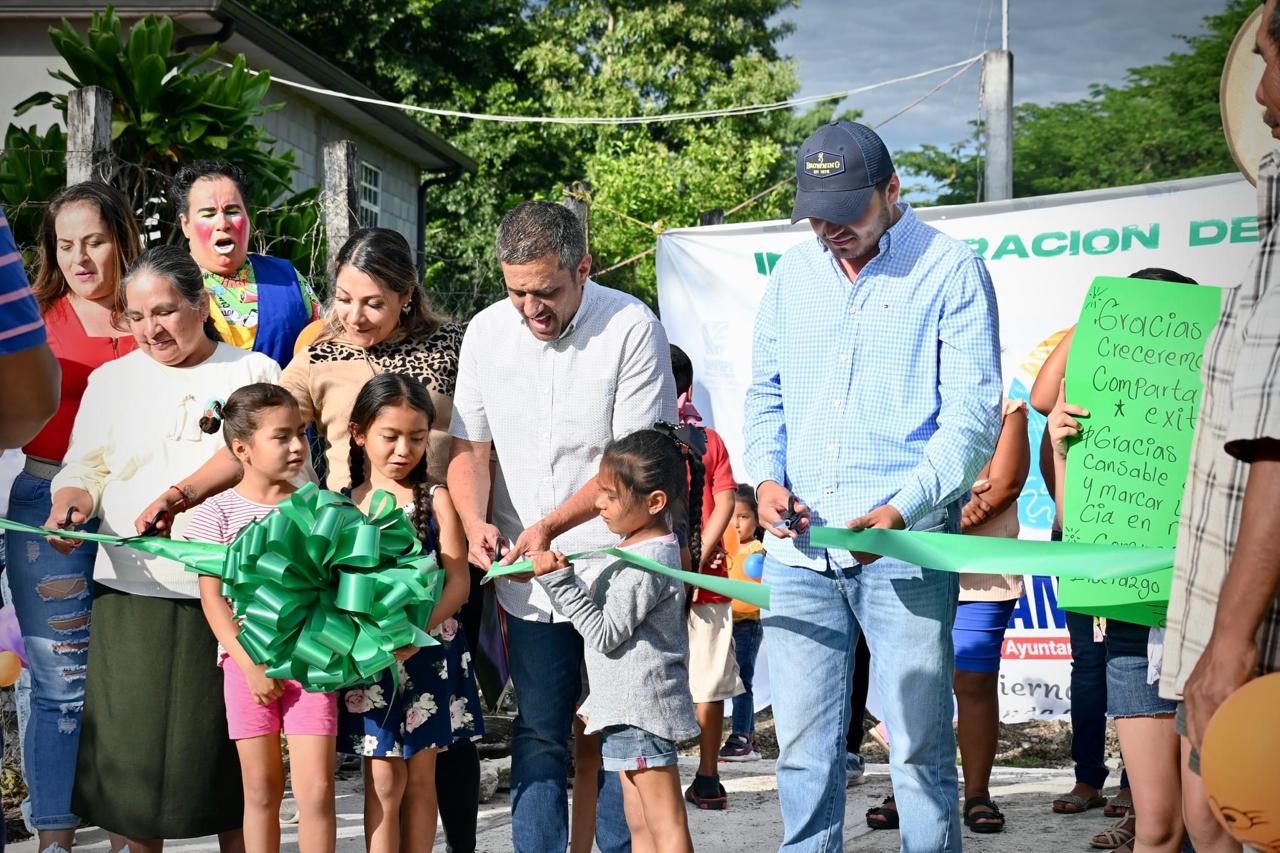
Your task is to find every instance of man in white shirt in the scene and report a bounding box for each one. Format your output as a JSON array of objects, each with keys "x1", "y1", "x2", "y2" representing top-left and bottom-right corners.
[{"x1": 448, "y1": 200, "x2": 676, "y2": 853}]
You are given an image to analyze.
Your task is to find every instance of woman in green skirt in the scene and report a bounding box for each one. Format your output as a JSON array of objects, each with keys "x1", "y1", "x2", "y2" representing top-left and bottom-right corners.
[{"x1": 46, "y1": 246, "x2": 282, "y2": 850}]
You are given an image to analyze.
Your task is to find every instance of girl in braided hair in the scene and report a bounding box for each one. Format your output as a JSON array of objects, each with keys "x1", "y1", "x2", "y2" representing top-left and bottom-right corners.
[
  {"x1": 531, "y1": 425, "x2": 705, "y2": 853},
  {"x1": 336, "y1": 373, "x2": 483, "y2": 853}
]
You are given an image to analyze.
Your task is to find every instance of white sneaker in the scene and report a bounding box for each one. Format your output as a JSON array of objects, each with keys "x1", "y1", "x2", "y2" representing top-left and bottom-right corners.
[{"x1": 846, "y1": 751, "x2": 866, "y2": 786}]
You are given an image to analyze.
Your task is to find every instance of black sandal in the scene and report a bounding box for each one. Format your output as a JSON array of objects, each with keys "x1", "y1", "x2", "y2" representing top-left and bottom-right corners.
[
  {"x1": 964, "y1": 796, "x2": 1005, "y2": 833},
  {"x1": 865, "y1": 795, "x2": 899, "y2": 830}
]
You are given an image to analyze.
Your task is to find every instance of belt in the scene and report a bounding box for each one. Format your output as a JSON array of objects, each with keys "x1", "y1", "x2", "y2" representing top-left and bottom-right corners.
[{"x1": 23, "y1": 456, "x2": 63, "y2": 481}]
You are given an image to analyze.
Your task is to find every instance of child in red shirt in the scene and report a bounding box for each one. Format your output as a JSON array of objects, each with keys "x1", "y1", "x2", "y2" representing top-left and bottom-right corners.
[{"x1": 670, "y1": 345, "x2": 744, "y2": 810}]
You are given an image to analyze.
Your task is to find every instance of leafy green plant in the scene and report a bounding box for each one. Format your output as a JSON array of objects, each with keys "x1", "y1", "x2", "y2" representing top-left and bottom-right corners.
[
  {"x1": 2, "y1": 7, "x2": 324, "y2": 275},
  {"x1": 0, "y1": 124, "x2": 67, "y2": 256}
]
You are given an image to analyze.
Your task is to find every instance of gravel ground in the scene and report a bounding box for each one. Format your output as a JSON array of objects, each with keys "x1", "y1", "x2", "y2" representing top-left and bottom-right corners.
[
  {"x1": 7, "y1": 711, "x2": 1135, "y2": 852},
  {"x1": 8, "y1": 759, "x2": 1131, "y2": 853}
]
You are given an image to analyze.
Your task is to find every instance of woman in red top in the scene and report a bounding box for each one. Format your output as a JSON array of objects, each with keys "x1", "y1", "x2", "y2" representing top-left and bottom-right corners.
[{"x1": 3, "y1": 182, "x2": 140, "y2": 851}]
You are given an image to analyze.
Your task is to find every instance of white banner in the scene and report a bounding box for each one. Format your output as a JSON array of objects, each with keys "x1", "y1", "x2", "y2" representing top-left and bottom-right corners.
[{"x1": 656, "y1": 173, "x2": 1258, "y2": 722}]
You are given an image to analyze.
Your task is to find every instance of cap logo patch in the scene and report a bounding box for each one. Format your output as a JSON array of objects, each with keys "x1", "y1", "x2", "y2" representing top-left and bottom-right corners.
[{"x1": 804, "y1": 150, "x2": 845, "y2": 179}]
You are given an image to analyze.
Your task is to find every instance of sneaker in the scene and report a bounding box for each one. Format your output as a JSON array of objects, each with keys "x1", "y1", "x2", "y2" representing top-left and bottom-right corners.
[
  {"x1": 685, "y1": 773, "x2": 728, "y2": 810},
  {"x1": 719, "y1": 733, "x2": 760, "y2": 762},
  {"x1": 846, "y1": 751, "x2": 866, "y2": 786}
]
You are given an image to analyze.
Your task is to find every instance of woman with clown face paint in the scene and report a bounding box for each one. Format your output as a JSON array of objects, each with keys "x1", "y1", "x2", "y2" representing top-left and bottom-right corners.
[{"x1": 174, "y1": 161, "x2": 321, "y2": 367}]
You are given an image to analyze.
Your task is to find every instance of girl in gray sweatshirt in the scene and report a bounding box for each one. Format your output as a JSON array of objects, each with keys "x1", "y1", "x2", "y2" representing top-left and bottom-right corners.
[{"x1": 533, "y1": 426, "x2": 702, "y2": 853}]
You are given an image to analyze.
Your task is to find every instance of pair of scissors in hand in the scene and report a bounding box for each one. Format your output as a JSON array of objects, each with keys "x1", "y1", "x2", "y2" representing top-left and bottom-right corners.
[
  {"x1": 135, "y1": 508, "x2": 174, "y2": 538},
  {"x1": 780, "y1": 495, "x2": 804, "y2": 531}
]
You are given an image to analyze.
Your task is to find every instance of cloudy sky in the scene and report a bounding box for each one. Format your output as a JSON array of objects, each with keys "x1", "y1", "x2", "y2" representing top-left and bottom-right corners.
[{"x1": 777, "y1": 0, "x2": 1228, "y2": 156}]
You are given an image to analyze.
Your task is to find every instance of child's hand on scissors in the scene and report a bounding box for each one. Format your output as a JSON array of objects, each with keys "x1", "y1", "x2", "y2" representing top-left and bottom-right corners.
[{"x1": 532, "y1": 551, "x2": 571, "y2": 577}]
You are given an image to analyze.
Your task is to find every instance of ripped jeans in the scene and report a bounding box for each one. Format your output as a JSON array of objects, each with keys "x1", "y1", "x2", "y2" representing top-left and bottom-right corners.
[{"x1": 4, "y1": 469, "x2": 94, "y2": 831}]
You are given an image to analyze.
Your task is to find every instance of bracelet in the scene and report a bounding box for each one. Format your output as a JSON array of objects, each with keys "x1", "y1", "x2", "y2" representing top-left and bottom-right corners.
[{"x1": 167, "y1": 484, "x2": 191, "y2": 512}]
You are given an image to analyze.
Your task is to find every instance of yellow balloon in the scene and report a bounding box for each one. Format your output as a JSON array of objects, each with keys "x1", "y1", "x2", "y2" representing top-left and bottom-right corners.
[
  {"x1": 1201, "y1": 671, "x2": 1280, "y2": 850},
  {"x1": 0, "y1": 651, "x2": 21, "y2": 688}
]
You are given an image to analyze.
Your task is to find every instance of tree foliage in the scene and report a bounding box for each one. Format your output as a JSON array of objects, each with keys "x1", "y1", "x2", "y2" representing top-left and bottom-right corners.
[
  {"x1": 244, "y1": 0, "x2": 834, "y2": 311},
  {"x1": 898, "y1": 0, "x2": 1252, "y2": 205}
]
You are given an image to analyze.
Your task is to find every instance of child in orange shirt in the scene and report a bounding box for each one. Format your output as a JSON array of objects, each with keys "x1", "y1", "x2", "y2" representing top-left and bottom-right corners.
[{"x1": 719, "y1": 484, "x2": 766, "y2": 761}]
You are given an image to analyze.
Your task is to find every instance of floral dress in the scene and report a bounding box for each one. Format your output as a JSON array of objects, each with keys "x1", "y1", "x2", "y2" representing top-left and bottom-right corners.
[{"x1": 337, "y1": 496, "x2": 484, "y2": 759}]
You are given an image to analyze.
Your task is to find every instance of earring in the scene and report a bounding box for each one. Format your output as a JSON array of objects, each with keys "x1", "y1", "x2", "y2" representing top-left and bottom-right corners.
[{"x1": 401, "y1": 302, "x2": 412, "y2": 315}]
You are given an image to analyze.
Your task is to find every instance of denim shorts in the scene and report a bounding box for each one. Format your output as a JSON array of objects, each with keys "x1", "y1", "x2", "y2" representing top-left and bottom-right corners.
[
  {"x1": 599, "y1": 725, "x2": 679, "y2": 772},
  {"x1": 1106, "y1": 653, "x2": 1177, "y2": 718}
]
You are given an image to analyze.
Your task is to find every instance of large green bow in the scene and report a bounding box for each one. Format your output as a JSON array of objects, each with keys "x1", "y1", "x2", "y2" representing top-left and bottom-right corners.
[
  {"x1": 0, "y1": 484, "x2": 442, "y2": 692},
  {"x1": 204, "y1": 484, "x2": 442, "y2": 691}
]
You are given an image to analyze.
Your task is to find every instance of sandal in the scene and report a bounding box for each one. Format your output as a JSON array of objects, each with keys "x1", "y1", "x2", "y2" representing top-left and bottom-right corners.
[
  {"x1": 865, "y1": 795, "x2": 899, "y2": 830},
  {"x1": 1103, "y1": 793, "x2": 1133, "y2": 818},
  {"x1": 1091, "y1": 813, "x2": 1136, "y2": 850},
  {"x1": 963, "y1": 796, "x2": 1005, "y2": 834},
  {"x1": 1053, "y1": 789, "x2": 1107, "y2": 814},
  {"x1": 684, "y1": 775, "x2": 728, "y2": 811}
]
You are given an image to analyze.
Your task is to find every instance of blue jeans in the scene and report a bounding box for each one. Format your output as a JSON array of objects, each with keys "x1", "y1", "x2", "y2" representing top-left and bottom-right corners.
[
  {"x1": 730, "y1": 618, "x2": 763, "y2": 736},
  {"x1": 3, "y1": 470, "x2": 95, "y2": 831},
  {"x1": 762, "y1": 508, "x2": 962, "y2": 853},
  {"x1": 1067, "y1": 610, "x2": 1124, "y2": 790},
  {"x1": 506, "y1": 615, "x2": 629, "y2": 853}
]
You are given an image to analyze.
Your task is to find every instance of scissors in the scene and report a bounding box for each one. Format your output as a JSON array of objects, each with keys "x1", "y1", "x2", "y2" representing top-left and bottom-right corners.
[
  {"x1": 492, "y1": 537, "x2": 512, "y2": 562},
  {"x1": 136, "y1": 508, "x2": 174, "y2": 538},
  {"x1": 780, "y1": 495, "x2": 803, "y2": 531}
]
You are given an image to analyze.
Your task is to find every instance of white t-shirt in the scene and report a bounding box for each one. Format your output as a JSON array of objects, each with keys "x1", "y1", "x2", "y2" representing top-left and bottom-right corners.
[{"x1": 52, "y1": 343, "x2": 280, "y2": 598}]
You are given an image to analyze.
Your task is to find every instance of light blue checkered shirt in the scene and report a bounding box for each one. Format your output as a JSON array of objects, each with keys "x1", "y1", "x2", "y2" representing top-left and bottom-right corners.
[{"x1": 744, "y1": 204, "x2": 1004, "y2": 570}]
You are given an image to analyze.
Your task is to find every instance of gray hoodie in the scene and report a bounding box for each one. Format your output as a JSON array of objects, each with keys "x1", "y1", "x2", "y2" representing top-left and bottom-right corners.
[{"x1": 536, "y1": 534, "x2": 698, "y2": 741}]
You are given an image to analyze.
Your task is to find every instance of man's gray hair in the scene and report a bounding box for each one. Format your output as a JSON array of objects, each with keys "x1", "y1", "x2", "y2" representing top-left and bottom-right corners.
[{"x1": 495, "y1": 200, "x2": 587, "y2": 271}]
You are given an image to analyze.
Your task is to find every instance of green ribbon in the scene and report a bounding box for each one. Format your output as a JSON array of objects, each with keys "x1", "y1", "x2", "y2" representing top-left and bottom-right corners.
[
  {"x1": 808, "y1": 526, "x2": 1172, "y2": 627},
  {"x1": 0, "y1": 484, "x2": 442, "y2": 692},
  {"x1": 484, "y1": 547, "x2": 771, "y2": 611}
]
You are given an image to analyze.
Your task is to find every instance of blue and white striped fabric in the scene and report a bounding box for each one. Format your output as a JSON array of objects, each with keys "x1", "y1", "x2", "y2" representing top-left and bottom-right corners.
[
  {"x1": 744, "y1": 204, "x2": 1004, "y2": 570},
  {"x1": 0, "y1": 207, "x2": 45, "y2": 354}
]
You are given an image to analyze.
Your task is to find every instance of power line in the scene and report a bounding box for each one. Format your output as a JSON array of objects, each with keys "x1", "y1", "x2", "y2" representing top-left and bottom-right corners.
[{"x1": 221, "y1": 55, "x2": 984, "y2": 126}]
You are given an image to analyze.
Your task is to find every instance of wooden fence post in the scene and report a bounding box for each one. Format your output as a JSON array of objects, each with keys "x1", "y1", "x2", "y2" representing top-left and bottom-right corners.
[
  {"x1": 323, "y1": 140, "x2": 359, "y2": 266},
  {"x1": 66, "y1": 86, "x2": 113, "y2": 185},
  {"x1": 563, "y1": 180, "x2": 592, "y2": 244}
]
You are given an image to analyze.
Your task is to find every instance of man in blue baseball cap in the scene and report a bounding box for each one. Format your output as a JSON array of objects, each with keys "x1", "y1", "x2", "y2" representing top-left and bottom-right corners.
[{"x1": 744, "y1": 120, "x2": 1004, "y2": 852}]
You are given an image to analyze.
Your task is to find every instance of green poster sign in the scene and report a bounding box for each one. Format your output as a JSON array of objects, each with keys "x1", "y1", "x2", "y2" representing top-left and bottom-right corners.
[{"x1": 1057, "y1": 276, "x2": 1222, "y2": 627}]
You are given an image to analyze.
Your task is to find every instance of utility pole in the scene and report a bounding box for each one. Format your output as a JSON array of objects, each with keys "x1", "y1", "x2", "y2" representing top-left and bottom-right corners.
[{"x1": 982, "y1": 0, "x2": 1013, "y2": 202}]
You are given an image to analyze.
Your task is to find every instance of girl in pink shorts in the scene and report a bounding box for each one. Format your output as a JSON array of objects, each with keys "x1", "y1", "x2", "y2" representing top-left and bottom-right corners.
[{"x1": 185, "y1": 383, "x2": 338, "y2": 852}]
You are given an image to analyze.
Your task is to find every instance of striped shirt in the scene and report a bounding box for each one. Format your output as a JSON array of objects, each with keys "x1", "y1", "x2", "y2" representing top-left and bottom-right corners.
[
  {"x1": 1160, "y1": 153, "x2": 1280, "y2": 699},
  {"x1": 0, "y1": 207, "x2": 45, "y2": 354},
  {"x1": 449, "y1": 280, "x2": 677, "y2": 621},
  {"x1": 184, "y1": 487, "x2": 278, "y2": 546},
  {"x1": 743, "y1": 204, "x2": 1004, "y2": 570},
  {"x1": 185, "y1": 488, "x2": 283, "y2": 661}
]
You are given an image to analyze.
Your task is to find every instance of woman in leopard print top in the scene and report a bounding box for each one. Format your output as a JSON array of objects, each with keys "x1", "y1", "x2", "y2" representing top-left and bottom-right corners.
[{"x1": 278, "y1": 229, "x2": 464, "y2": 488}]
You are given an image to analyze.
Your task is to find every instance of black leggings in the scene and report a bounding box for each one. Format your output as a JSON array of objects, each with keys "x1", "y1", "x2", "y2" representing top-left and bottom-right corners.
[
  {"x1": 435, "y1": 566, "x2": 486, "y2": 853},
  {"x1": 846, "y1": 632, "x2": 871, "y2": 755}
]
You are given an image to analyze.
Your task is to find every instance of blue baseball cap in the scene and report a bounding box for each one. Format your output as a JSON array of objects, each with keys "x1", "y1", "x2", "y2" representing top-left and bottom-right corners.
[{"x1": 791, "y1": 121, "x2": 895, "y2": 225}]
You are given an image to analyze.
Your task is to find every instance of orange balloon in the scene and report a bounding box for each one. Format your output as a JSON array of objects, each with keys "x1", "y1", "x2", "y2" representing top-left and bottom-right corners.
[
  {"x1": 0, "y1": 651, "x2": 21, "y2": 688},
  {"x1": 1201, "y1": 671, "x2": 1280, "y2": 850}
]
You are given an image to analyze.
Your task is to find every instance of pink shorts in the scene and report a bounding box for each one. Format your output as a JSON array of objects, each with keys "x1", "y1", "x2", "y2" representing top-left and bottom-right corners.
[{"x1": 221, "y1": 657, "x2": 338, "y2": 740}]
